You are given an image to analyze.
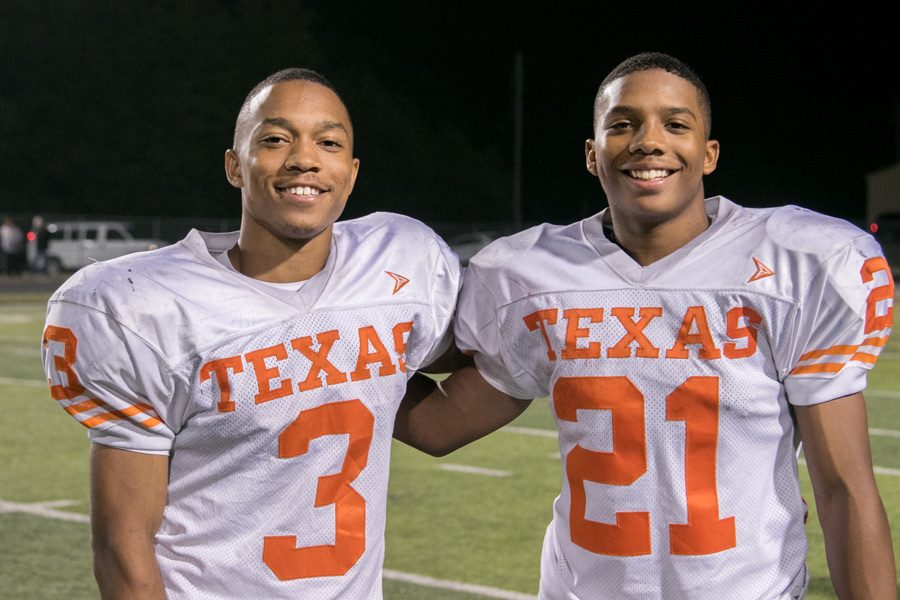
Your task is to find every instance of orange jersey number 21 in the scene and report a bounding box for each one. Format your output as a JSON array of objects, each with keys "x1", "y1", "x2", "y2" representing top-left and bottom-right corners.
[
  {"x1": 263, "y1": 400, "x2": 374, "y2": 580},
  {"x1": 554, "y1": 375, "x2": 735, "y2": 556}
]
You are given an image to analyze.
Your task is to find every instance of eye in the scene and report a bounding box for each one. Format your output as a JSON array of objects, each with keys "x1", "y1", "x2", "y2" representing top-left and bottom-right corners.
[
  {"x1": 608, "y1": 120, "x2": 633, "y2": 130},
  {"x1": 319, "y1": 139, "x2": 345, "y2": 151},
  {"x1": 259, "y1": 134, "x2": 289, "y2": 146},
  {"x1": 666, "y1": 121, "x2": 690, "y2": 132}
]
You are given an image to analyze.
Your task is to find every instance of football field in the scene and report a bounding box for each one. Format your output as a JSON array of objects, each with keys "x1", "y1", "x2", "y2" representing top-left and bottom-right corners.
[{"x1": 1, "y1": 290, "x2": 897, "y2": 599}]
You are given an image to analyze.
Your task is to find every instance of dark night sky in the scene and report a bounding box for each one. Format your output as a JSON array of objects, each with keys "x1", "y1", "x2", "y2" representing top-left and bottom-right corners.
[
  {"x1": 2, "y1": 1, "x2": 897, "y2": 230},
  {"x1": 326, "y1": 2, "x2": 898, "y2": 224}
]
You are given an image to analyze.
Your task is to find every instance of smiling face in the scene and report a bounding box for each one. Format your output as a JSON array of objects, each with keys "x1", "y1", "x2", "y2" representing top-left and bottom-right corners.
[
  {"x1": 225, "y1": 80, "x2": 359, "y2": 245},
  {"x1": 586, "y1": 69, "x2": 719, "y2": 232}
]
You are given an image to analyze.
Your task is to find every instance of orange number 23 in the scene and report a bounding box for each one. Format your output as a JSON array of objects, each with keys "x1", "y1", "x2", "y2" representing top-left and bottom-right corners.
[
  {"x1": 263, "y1": 399, "x2": 374, "y2": 580},
  {"x1": 554, "y1": 376, "x2": 735, "y2": 557}
]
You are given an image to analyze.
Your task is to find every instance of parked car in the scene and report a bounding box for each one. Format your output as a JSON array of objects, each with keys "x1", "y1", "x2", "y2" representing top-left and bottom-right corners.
[
  {"x1": 39, "y1": 221, "x2": 169, "y2": 276},
  {"x1": 447, "y1": 231, "x2": 500, "y2": 266}
]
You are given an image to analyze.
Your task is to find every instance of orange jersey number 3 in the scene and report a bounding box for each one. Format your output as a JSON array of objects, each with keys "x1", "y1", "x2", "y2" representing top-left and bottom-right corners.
[{"x1": 264, "y1": 399, "x2": 374, "y2": 580}]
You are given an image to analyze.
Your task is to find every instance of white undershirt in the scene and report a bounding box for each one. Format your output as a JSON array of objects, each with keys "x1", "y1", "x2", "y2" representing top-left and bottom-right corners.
[{"x1": 213, "y1": 249, "x2": 307, "y2": 291}]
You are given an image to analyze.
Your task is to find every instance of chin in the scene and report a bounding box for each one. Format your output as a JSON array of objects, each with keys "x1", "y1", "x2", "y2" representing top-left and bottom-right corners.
[{"x1": 281, "y1": 222, "x2": 331, "y2": 241}]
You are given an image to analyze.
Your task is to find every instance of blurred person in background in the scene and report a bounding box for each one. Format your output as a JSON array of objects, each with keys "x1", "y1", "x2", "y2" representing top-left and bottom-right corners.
[
  {"x1": 28, "y1": 215, "x2": 50, "y2": 274},
  {"x1": 1, "y1": 216, "x2": 25, "y2": 276}
]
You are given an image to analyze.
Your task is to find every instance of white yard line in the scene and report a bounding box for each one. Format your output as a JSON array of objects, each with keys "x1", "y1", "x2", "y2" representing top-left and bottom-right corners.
[
  {"x1": 502, "y1": 426, "x2": 557, "y2": 438},
  {"x1": 0, "y1": 497, "x2": 536, "y2": 600},
  {"x1": 0, "y1": 315, "x2": 39, "y2": 324},
  {"x1": 870, "y1": 428, "x2": 900, "y2": 439},
  {"x1": 0, "y1": 376, "x2": 46, "y2": 387},
  {"x1": 0, "y1": 499, "x2": 89, "y2": 523},
  {"x1": 438, "y1": 464, "x2": 512, "y2": 478},
  {"x1": 383, "y1": 570, "x2": 537, "y2": 600},
  {"x1": 874, "y1": 466, "x2": 900, "y2": 477}
]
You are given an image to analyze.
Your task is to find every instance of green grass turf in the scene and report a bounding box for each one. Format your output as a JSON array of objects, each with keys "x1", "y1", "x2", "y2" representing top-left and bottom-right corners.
[{"x1": 2, "y1": 291, "x2": 897, "y2": 598}]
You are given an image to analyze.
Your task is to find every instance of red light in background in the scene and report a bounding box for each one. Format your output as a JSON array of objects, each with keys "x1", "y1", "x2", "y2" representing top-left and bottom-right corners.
[
  {"x1": 869, "y1": 223, "x2": 879, "y2": 234},
  {"x1": 26, "y1": 231, "x2": 36, "y2": 241}
]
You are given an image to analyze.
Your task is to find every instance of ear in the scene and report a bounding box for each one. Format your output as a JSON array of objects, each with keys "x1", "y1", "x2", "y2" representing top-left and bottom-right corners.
[
  {"x1": 703, "y1": 139, "x2": 720, "y2": 176},
  {"x1": 346, "y1": 158, "x2": 360, "y2": 196},
  {"x1": 585, "y1": 139, "x2": 599, "y2": 176},
  {"x1": 224, "y1": 149, "x2": 243, "y2": 188}
]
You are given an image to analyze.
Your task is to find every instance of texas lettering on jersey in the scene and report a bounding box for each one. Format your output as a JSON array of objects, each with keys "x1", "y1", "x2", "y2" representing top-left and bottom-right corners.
[
  {"x1": 522, "y1": 304, "x2": 761, "y2": 362},
  {"x1": 43, "y1": 319, "x2": 415, "y2": 426},
  {"x1": 199, "y1": 321, "x2": 414, "y2": 413}
]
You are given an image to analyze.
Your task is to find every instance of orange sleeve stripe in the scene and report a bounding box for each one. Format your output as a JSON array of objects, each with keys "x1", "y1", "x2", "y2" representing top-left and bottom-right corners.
[
  {"x1": 79, "y1": 411, "x2": 128, "y2": 428},
  {"x1": 116, "y1": 404, "x2": 163, "y2": 426},
  {"x1": 862, "y1": 336, "x2": 889, "y2": 348},
  {"x1": 798, "y1": 344, "x2": 859, "y2": 361},
  {"x1": 790, "y1": 363, "x2": 844, "y2": 375},
  {"x1": 62, "y1": 398, "x2": 105, "y2": 415},
  {"x1": 80, "y1": 409, "x2": 163, "y2": 430},
  {"x1": 850, "y1": 352, "x2": 879, "y2": 364},
  {"x1": 790, "y1": 353, "x2": 879, "y2": 375},
  {"x1": 797, "y1": 336, "x2": 890, "y2": 362},
  {"x1": 58, "y1": 396, "x2": 162, "y2": 430}
]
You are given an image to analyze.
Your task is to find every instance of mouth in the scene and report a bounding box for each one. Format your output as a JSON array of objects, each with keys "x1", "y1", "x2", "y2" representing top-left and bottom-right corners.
[
  {"x1": 624, "y1": 169, "x2": 674, "y2": 181},
  {"x1": 276, "y1": 184, "x2": 325, "y2": 199}
]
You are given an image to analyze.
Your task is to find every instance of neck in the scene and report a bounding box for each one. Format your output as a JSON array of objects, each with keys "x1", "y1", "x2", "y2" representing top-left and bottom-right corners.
[
  {"x1": 230, "y1": 226, "x2": 332, "y2": 283},
  {"x1": 608, "y1": 202, "x2": 710, "y2": 267}
]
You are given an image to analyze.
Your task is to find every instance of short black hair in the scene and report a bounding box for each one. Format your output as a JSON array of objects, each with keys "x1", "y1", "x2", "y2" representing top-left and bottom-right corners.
[
  {"x1": 593, "y1": 52, "x2": 712, "y2": 136},
  {"x1": 232, "y1": 68, "x2": 351, "y2": 149}
]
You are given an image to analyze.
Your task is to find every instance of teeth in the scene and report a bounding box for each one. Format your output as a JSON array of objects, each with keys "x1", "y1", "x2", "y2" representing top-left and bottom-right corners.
[
  {"x1": 286, "y1": 186, "x2": 320, "y2": 196},
  {"x1": 628, "y1": 169, "x2": 670, "y2": 180}
]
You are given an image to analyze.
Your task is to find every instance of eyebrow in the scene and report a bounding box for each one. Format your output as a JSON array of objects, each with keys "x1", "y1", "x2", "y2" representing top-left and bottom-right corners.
[
  {"x1": 606, "y1": 105, "x2": 698, "y2": 119},
  {"x1": 258, "y1": 117, "x2": 349, "y2": 135},
  {"x1": 319, "y1": 120, "x2": 349, "y2": 133}
]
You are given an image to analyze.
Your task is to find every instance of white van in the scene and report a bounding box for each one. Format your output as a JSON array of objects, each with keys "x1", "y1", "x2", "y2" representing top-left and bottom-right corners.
[{"x1": 42, "y1": 221, "x2": 168, "y2": 275}]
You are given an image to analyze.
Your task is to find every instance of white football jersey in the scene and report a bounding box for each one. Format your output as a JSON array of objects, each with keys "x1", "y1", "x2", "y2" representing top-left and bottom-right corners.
[
  {"x1": 41, "y1": 212, "x2": 460, "y2": 599},
  {"x1": 455, "y1": 197, "x2": 894, "y2": 600}
]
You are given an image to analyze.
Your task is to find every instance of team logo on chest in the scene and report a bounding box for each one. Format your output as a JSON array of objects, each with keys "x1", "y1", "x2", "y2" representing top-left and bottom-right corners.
[
  {"x1": 385, "y1": 271, "x2": 410, "y2": 294},
  {"x1": 747, "y1": 257, "x2": 775, "y2": 283}
]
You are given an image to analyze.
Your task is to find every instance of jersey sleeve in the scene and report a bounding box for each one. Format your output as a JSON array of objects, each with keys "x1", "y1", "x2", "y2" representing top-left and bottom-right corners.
[
  {"x1": 783, "y1": 235, "x2": 894, "y2": 405},
  {"x1": 42, "y1": 299, "x2": 181, "y2": 454},
  {"x1": 405, "y1": 230, "x2": 462, "y2": 371},
  {"x1": 455, "y1": 260, "x2": 542, "y2": 399}
]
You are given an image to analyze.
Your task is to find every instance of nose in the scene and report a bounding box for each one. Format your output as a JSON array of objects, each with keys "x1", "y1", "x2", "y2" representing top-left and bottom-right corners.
[
  {"x1": 628, "y1": 122, "x2": 666, "y2": 156},
  {"x1": 284, "y1": 138, "x2": 320, "y2": 172}
]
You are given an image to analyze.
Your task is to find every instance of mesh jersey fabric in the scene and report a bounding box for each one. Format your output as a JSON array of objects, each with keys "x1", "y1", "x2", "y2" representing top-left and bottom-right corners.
[
  {"x1": 41, "y1": 212, "x2": 461, "y2": 599},
  {"x1": 455, "y1": 197, "x2": 893, "y2": 600}
]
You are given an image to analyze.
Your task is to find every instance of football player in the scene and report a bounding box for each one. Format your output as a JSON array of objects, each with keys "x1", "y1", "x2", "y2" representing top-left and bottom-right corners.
[
  {"x1": 395, "y1": 53, "x2": 896, "y2": 599},
  {"x1": 42, "y1": 69, "x2": 460, "y2": 599}
]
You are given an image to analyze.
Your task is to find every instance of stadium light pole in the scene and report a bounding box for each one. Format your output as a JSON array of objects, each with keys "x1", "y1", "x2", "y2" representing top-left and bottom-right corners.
[{"x1": 512, "y1": 51, "x2": 524, "y2": 232}]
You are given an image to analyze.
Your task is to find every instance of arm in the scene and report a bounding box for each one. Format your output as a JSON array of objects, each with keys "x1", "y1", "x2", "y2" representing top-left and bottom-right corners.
[
  {"x1": 418, "y1": 342, "x2": 474, "y2": 375},
  {"x1": 795, "y1": 392, "x2": 897, "y2": 599},
  {"x1": 90, "y1": 443, "x2": 170, "y2": 600},
  {"x1": 394, "y1": 362, "x2": 532, "y2": 456}
]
